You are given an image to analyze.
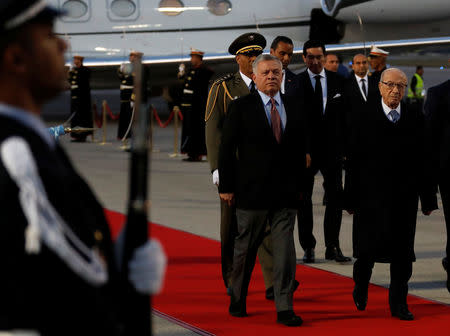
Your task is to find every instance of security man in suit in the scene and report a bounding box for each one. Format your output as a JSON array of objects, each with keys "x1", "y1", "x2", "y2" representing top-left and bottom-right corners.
[
  {"x1": 297, "y1": 39, "x2": 351, "y2": 263},
  {"x1": 0, "y1": 1, "x2": 166, "y2": 334},
  {"x1": 219, "y1": 54, "x2": 305, "y2": 326},
  {"x1": 368, "y1": 45, "x2": 389, "y2": 83},
  {"x1": 424, "y1": 68, "x2": 450, "y2": 292},
  {"x1": 269, "y1": 36, "x2": 300, "y2": 97},
  {"x1": 179, "y1": 48, "x2": 214, "y2": 161},
  {"x1": 343, "y1": 53, "x2": 379, "y2": 154},
  {"x1": 68, "y1": 55, "x2": 92, "y2": 142},
  {"x1": 117, "y1": 50, "x2": 149, "y2": 140},
  {"x1": 205, "y1": 33, "x2": 278, "y2": 299}
]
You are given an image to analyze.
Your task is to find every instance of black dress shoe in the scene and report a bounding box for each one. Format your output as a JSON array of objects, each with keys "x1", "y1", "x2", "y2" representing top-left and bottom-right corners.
[
  {"x1": 265, "y1": 280, "x2": 300, "y2": 300},
  {"x1": 352, "y1": 284, "x2": 368, "y2": 311},
  {"x1": 303, "y1": 248, "x2": 315, "y2": 263},
  {"x1": 391, "y1": 304, "x2": 414, "y2": 321},
  {"x1": 444, "y1": 258, "x2": 450, "y2": 292},
  {"x1": 276, "y1": 310, "x2": 303, "y2": 327},
  {"x1": 325, "y1": 246, "x2": 351, "y2": 262},
  {"x1": 229, "y1": 299, "x2": 247, "y2": 317}
]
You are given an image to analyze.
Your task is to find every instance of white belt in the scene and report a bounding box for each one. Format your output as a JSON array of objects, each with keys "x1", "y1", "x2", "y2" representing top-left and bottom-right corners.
[
  {"x1": 120, "y1": 85, "x2": 134, "y2": 90},
  {"x1": 183, "y1": 89, "x2": 194, "y2": 94},
  {"x1": 71, "y1": 85, "x2": 78, "y2": 89}
]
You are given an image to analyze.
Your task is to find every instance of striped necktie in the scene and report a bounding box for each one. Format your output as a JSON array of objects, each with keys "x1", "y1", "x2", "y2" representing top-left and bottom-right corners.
[{"x1": 389, "y1": 110, "x2": 400, "y2": 123}]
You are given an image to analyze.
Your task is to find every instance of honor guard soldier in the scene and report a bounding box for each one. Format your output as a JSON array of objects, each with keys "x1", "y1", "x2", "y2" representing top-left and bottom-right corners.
[
  {"x1": 68, "y1": 55, "x2": 92, "y2": 142},
  {"x1": 368, "y1": 45, "x2": 389, "y2": 83},
  {"x1": 0, "y1": 1, "x2": 166, "y2": 334},
  {"x1": 117, "y1": 50, "x2": 150, "y2": 140},
  {"x1": 206, "y1": 32, "x2": 296, "y2": 300},
  {"x1": 179, "y1": 48, "x2": 214, "y2": 161}
]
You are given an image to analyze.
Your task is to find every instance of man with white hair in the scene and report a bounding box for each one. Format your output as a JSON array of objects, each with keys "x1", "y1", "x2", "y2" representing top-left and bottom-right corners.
[
  {"x1": 344, "y1": 68, "x2": 437, "y2": 320},
  {"x1": 219, "y1": 54, "x2": 306, "y2": 326}
]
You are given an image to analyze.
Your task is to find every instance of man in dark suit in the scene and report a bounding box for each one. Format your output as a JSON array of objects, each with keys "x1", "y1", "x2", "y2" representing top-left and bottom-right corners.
[
  {"x1": 205, "y1": 33, "x2": 277, "y2": 299},
  {"x1": 424, "y1": 73, "x2": 450, "y2": 292},
  {"x1": 270, "y1": 36, "x2": 300, "y2": 97},
  {"x1": 296, "y1": 40, "x2": 351, "y2": 263},
  {"x1": 344, "y1": 68, "x2": 436, "y2": 320},
  {"x1": 219, "y1": 54, "x2": 305, "y2": 326},
  {"x1": 343, "y1": 54, "x2": 379, "y2": 154}
]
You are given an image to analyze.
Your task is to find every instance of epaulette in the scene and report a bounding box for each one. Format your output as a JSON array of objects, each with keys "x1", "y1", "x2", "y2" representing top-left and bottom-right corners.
[{"x1": 212, "y1": 73, "x2": 234, "y2": 86}]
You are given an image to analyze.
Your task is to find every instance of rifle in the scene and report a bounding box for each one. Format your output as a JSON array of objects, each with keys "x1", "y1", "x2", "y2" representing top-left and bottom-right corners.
[{"x1": 120, "y1": 59, "x2": 152, "y2": 335}]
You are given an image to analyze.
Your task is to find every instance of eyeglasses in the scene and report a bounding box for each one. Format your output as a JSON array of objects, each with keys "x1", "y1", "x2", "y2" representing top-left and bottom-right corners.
[
  {"x1": 381, "y1": 81, "x2": 407, "y2": 90},
  {"x1": 305, "y1": 54, "x2": 324, "y2": 61}
]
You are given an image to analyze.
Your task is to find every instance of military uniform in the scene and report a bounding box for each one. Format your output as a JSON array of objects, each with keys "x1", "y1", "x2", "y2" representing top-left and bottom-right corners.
[
  {"x1": 68, "y1": 63, "x2": 92, "y2": 141},
  {"x1": 180, "y1": 62, "x2": 214, "y2": 159},
  {"x1": 117, "y1": 65, "x2": 135, "y2": 139},
  {"x1": 206, "y1": 67, "x2": 274, "y2": 291},
  {"x1": 117, "y1": 61, "x2": 150, "y2": 140}
]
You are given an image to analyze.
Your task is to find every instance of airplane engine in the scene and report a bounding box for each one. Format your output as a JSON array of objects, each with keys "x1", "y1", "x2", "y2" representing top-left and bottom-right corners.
[{"x1": 320, "y1": 0, "x2": 371, "y2": 17}]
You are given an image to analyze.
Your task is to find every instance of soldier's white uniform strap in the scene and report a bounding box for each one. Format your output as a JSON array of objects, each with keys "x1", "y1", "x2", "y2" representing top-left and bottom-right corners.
[{"x1": 0, "y1": 137, "x2": 108, "y2": 286}]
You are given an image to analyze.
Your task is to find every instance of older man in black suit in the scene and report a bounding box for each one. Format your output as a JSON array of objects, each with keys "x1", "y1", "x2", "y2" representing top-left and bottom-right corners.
[
  {"x1": 296, "y1": 40, "x2": 350, "y2": 263},
  {"x1": 344, "y1": 68, "x2": 436, "y2": 320},
  {"x1": 270, "y1": 36, "x2": 300, "y2": 97},
  {"x1": 219, "y1": 54, "x2": 306, "y2": 326},
  {"x1": 424, "y1": 71, "x2": 450, "y2": 292}
]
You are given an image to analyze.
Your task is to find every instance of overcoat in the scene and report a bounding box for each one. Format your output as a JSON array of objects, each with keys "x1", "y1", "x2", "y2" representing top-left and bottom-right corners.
[{"x1": 344, "y1": 101, "x2": 437, "y2": 262}]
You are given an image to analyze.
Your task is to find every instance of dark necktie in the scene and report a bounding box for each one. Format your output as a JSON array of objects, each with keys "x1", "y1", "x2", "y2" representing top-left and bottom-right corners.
[
  {"x1": 250, "y1": 81, "x2": 256, "y2": 93},
  {"x1": 314, "y1": 75, "x2": 323, "y2": 115},
  {"x1": 389, "y1": 110, "x2": 400, "y2": 123},
  {"x1": 360, "y1": 78, "x2": 367, "y2": 99},
  {"x1": 270, "y1": 97, "x2": 282, "y2": 143}
]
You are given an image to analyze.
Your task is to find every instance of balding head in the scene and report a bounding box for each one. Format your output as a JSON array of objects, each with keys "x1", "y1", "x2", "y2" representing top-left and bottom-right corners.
[
  {"x1": 352, "y1": 54, "x2": 368, "y2": 78},
  {"x1": 378, "y1": 68, "x2": 407, "y2": 109}
]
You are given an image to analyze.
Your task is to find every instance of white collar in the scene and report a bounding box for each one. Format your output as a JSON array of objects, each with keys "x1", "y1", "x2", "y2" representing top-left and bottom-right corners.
[
  {"x1": 307, "y1": 68, "x2": 326, "y2": 80},
  {"x1": 355, "y1": 73, "x2": 368, "y2": 82},
  {"x1": 239, "y1": 71, "x2": 253, "y2": 88},
  {"x1": 381, "y1": 98, "x2": 401, "y2": 117},
  {"x1": 258, "y1": 90, "x2": 282, "y2": 106}
]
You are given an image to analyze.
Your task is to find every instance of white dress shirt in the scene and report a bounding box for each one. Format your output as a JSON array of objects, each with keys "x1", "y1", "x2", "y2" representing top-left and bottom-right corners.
[
  {"x1": 240, "y1": 71, "x2": 253, "y2": 90},
  {"x1": 280, "y1": 69, "x2": 286, "y2": 94},
  {"x1": 307, "y1": 68, "x2": 327, "y2": 112},
  {"x1": 355, "y1": 73, "x2": 369, "y2": 101},
  {"x1": 381, "y1": 98, "x2": 401, "y2": 122}
]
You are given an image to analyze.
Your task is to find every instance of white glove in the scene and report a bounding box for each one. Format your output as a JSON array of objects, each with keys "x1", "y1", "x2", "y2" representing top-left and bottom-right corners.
[
  {"x1": 128, "y1": 239, "x2": 167, "y2": 294},
  {"x1": 212, "y1": 169, "x2": 219, "y2": 186},
  {"x1": 130, "y1": 101, "x2": 134, "y2": 109}
]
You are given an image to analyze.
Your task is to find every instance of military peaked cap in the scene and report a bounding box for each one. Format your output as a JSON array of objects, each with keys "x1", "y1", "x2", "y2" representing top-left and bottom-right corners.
[
  {"x1": 0, "y1": 0, "x2": 63, "y2": 32},
  {"x1": 369, "y1": 45, "x2": 389, "y2": 56},
  {"x1": 228, "y1": 32, "x2": 266, "y2": 55}
]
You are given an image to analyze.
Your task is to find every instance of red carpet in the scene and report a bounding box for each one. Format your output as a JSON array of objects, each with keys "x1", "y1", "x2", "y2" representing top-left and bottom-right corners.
[{"x1": 105, "y1": 210, "x2": 450, "y2": 335}]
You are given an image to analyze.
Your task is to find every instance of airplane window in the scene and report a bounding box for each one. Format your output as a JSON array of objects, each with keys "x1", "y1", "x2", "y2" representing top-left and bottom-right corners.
[
  {"x1": 62, "y1": 0, "x2": 88, "y2": 18},
  {"x1": 158, "y1": 0, "x2": 184, "y2": 16},
  {"x1": 111, "y1": 0, "x2": 137, "y2": 17},
  {"x1": 207, "y1": 0, "x2": 232, "y2": 16}
]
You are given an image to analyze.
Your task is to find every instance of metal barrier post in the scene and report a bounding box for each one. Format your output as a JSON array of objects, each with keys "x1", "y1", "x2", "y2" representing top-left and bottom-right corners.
[
  {"x1": 99, "y1": 100, "x2": 111, "y2": 145},
  {"x1": 169, "y1": 106, "x2": 181, "y2": 158}
]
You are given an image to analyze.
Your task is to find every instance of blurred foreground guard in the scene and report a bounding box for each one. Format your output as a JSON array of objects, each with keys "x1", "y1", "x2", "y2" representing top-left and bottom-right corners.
[
  {"x1": 424, "y1": 70, "x2": 450, "y2": 292},
  {"x1": 68, "y1": 55, "x2": 92, "y2": 142},
  {"x1": 179, "y1": 48, "x2": 214, "y2": 161},
  {"x1": 0, "y1": 1, "x2": 166, "y2": 334},
  {"x1": 344, "y1": 68, "x2": 437, "y2": 320}
]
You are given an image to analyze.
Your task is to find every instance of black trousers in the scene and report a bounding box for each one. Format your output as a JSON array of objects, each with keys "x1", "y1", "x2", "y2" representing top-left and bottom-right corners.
[
  {"x1": 232, "y1": 208, "x2": 297, "y2": 312},
  {"x1": 297, "y1": 157, "x2": 343, "y2": 250},
  {"x1": 440, "y1": 181, "x2": 450, "y2": 258},
  {"x1": 353, "y1": 258, "x2": 413, "y2": 307},
  {"x1": 219, "y1": 197, "x2": 273, "y2": 290}
]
